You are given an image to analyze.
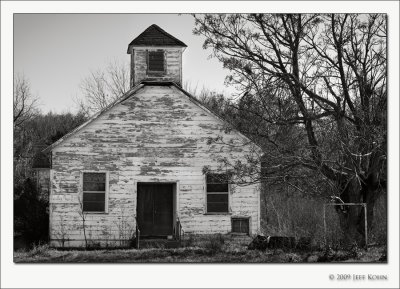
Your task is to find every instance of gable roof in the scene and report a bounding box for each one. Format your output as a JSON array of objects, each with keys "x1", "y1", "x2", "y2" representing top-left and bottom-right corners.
[
  {"x1": 44, "y1": 81, "x2": 262, "y2": 153},
  {"x1": 127, "y1": 24, "x2": 187, "y2": 52},
  {"x1": 43, "y1": 82, "x2": 145, "y2": 153}
]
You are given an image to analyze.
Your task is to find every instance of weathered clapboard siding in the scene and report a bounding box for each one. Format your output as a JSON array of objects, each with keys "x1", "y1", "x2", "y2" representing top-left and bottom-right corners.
[
  {"x1": 34, "y1": 168, "x2": 50, "y2": 197},
  {"x1": 49, "y1": 84, "x2": 261, "y2": 247},
  {"x1": 132, "y1": 48, "x2": 183, "y2": 86}
]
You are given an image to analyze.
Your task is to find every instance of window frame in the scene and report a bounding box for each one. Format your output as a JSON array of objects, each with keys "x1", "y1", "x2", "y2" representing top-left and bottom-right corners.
[
  {"x1": 231, "y1": 217, "x2": 251, "y2": 235},
  {"x1": 80, "y1": 171, "x2": 109, "y2": 214},
  {"x1": 205, "y1": 173, "x2": 231, "y2": 214},
  {"x1": 146, "y1": 49, "x2": 166, "y2": 74}
]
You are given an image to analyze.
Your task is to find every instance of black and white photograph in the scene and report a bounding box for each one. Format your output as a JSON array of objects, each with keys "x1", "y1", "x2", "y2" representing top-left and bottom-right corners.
[{"x1": 1, "y1": 1, "x2": 399, "y2": 288}]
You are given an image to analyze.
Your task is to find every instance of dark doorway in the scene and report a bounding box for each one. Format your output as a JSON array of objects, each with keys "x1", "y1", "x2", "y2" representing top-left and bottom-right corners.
[{"x1": 137, "y1": 183, "x2": 174, "y2": 237}]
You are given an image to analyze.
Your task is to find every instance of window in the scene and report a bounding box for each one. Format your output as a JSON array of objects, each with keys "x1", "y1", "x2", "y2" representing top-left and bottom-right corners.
[
  {"x1": 206, "y1": 173, "x2": 229, "y2": 213},
  {"x1": 147, "y1": 50, "x2": 165, "y2": 72},
  {"x1": 82, "y1": 172, "x2": 107, "y2": 212},
  {"x1": 231, "y1": 217, "x2": 250, "y2": 235}
]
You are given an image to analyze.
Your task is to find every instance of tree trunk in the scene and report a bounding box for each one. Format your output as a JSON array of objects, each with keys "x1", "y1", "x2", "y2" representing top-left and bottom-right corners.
[
  {"x1": 337, "y1": 206, "x2": 365, "y2": 248},
  {"x1": 337, "y1": 178, "x2": 380, "y2": 248}
]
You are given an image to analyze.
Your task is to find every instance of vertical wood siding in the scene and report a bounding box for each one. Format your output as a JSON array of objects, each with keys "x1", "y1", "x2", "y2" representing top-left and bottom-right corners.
[
  {"x1": 133, "y1": 48, "x2": 182, "y2": 86},
  {"x1": 35, "y1": 169, "x2": 50, "y2": 196},
  {"x1": 49, "y1": 85, "x2": 261, "y2": 247}
]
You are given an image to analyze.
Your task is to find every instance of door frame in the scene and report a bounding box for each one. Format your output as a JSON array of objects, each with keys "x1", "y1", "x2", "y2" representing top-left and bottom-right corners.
[{"x1": 135, "y1": 181, "x2": 178, "y2": 237}]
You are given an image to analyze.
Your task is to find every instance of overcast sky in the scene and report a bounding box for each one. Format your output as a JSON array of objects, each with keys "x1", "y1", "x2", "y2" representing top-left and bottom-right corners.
[{"x1": 14, "y1": 14, "x2": 235, "y2": 113}]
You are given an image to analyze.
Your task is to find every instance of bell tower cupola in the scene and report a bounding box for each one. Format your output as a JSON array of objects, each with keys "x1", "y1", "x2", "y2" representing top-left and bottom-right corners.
[{"x1": 127, "y1": 24, "x2": 187, "y2": 87}]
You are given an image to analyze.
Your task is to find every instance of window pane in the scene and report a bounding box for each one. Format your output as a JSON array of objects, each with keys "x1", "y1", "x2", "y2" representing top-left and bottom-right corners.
[
  {"x1": 83, "y1": 201, "x2": 105, "y2": 212},
  {"x1": 206, "y1": 173, "x2": 229, "y2": 184},
  {"x1": 232, "y1": 219, "x2": 242, "y2": 232},
  {"x1": 240, "y1": 219, "x2": 249, "y2": 233},
  {"x1": 207, "y1": 193, "x2": 228, "y2": 203},
  {"x1": 207, "y1": 202, "x2": 228, "y2": 213},
  {"x1": 83, "y1": 173, "x2": 106, "y2": 191},
  {"x1": 148, "y1": 51, "x2": 164, "y2": 71},
  {"x1": 207, "y1": 183, "x2": 228, "y2": 192},
  {"x1": 232, "y1": 218, "x2": 249, "y2": 234},
  {"x1": 83, "y1": 181, "x2": 105, "y2": 191},
  {"x1": 83, "y1": 173, "x2": 106, "y2": 183},
  {"x1": 83, "y1": 192, "x2": 105, "y2": 202}
]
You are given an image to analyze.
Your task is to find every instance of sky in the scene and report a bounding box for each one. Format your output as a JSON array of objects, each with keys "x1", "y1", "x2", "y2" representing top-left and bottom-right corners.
[{"x1": 14, "y1": 14, "x2": 235, "y2": 114}]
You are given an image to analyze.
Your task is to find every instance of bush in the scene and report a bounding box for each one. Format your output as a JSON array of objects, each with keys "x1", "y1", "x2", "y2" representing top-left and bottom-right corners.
[
  {"x1": 183, "y1": 233, "x2": 195, "y2": 247},
  {"x1": 14, "y1": 178, "x2": 49, "y2": 248},
  {"x1": 261, "y1": 188, "x2": 387, "y2": 250},
  {"x1": 204, "y1": 234, "x2": 225, "y2": 253},
  {"x1": 370, "y1": 194, "x2": 387, "y2": 245},
  {"x1": 27, "y1": 243, "x2": 51, "y2": 257},
  {"x1": 262, "y1": 192, "x2": 325, "y2": 243}
]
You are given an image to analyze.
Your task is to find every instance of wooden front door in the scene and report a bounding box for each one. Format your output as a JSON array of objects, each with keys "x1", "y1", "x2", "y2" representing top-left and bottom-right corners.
[{"x1": 137, "y1": 183, "x2": 174, "y2": 236}]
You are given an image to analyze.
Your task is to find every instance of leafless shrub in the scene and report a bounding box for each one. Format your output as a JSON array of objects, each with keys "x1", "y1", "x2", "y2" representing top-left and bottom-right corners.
[
  {"x1": 262, "y1": 189, "x2": 326, "y2": 247},
  {"x1": 102, "y1": 226, "x2": 113, "y2": 248},
  {"x1": 183, "y1": 233, "x2": 195, "y2": 247},
  {"x1": 77, "y1": 196, "x2": 88, "y2": 249},
  {"x1": 203, "y1": 234, "x2": 226, "y2": 253},
  {"x1": 114, "y1": 208, "x2": 135, "y2": 247},
  {"x1": 76, "y1": 60, "x2": 130, "y2": 116},
  {"x1": 27, "y1": 243, "x2": 51, "y2": 258},
  {"x1": 53, "y1": 215, "x2": 69, "y2": 248}
]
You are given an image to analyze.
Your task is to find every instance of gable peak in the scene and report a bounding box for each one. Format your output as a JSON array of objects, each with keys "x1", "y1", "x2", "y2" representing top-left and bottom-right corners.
[{"x1": 127, "y1": 24, "x2": 187, "y2": 52}]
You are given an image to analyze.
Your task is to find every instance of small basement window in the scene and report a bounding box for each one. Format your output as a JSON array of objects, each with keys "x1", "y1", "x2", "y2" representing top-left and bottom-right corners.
[
  {"x1": 231, "y1": 217, "x2": 250, "y2": 235},
  {"x1": 147, "y1": 50, "x2": 165, "y2": 72},
  {"x1": 206, "y1": 173, "x2": 229, "y2": 213},
  {"x1": 82, "y1": 172, "x2": 107, "y2": 212}
]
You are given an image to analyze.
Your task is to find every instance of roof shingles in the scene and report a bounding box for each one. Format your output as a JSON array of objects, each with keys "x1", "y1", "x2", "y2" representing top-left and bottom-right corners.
[{"x1": 127, "y1": 24, "x2": 187, "y2": 52}]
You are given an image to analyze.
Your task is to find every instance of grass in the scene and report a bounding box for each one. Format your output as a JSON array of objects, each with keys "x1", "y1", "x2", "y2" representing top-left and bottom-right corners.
[{"x1": 14, "y1": 243, "x2": 386, "y2": 263}]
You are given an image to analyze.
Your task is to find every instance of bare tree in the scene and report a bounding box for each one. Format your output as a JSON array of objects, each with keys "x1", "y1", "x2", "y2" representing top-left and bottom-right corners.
[
  {"x1": 13, "y1": 74, "x2": 40, "y2": 186},
  {"x1": 76, "y1": 60, "x2": 130, "y2": 116},
  {"x1": 54, "y1": 215, "x2": 69, "y2": 248},
  {"x1": 77, "y1": 196, "x2": 88, "y2": 249},
  {"x1": 114, "y1": 207, "x2": 135, "y2": 247},
  {"x1": 194, "y1": 14, "x2": 387, "y2": 246},
  {"x1": 13, "y1": 74, "x2": 38, "y2": 128}
]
